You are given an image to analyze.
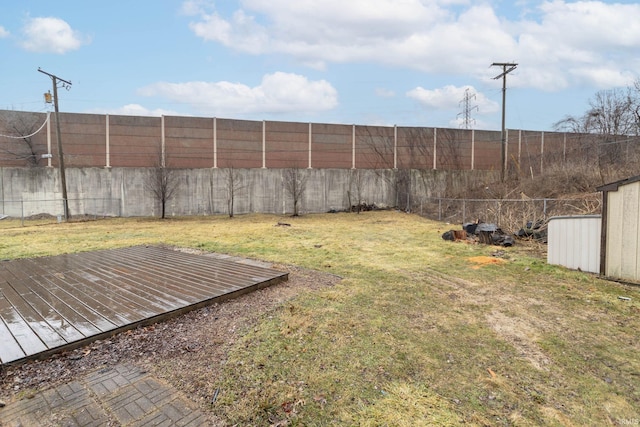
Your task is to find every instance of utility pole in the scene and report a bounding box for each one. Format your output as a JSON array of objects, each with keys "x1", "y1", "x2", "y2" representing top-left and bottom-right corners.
[
  {"x1": 38, "y1": 68, "x2": 72, "y2": 220},
  {"x1": 491, "y1": 62, "x2": 517, "y2": 182},
  {"x1": 457, "y1": 88, "x2": 478, "y2": 129}
]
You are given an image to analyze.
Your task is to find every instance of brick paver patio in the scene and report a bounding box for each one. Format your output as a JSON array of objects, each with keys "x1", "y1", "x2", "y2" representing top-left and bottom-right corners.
[{"x1": 0, "y1": 363, "x2": 210, "y2": 426}]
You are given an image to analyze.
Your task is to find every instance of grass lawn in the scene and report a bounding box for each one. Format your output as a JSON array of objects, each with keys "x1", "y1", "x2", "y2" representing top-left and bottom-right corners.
[{"x1": 1, "y1": 212, "x2": 639, "y2": 425}]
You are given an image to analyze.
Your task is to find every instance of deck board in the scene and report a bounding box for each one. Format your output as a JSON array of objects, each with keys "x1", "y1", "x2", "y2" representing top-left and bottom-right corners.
[
  {"x1": 23, "y1": 276, "x2": 105, "y2": 338},
  {"x1": 0, "y1": 316, "x2": 25, "y2": 362},
  {"x1": 0, "y1": 246, "x2": 287, "y2": 365},
  {"x1": 1, "y1": 280, "x2": 68, "y2": 349},
  {"x1": 0, "y1": 288, "x2": 48, "y2": 357}
]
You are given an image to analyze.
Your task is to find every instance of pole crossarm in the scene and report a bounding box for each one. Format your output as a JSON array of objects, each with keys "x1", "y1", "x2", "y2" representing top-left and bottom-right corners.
[
  {"x1": 491, "y1": 62, "x2": 518, "y2": 80},
  {"x1": 38, "y1": 67, "x2": 72, "y2": 87}
]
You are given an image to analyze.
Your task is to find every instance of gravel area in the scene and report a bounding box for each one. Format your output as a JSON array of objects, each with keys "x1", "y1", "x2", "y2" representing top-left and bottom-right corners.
[{"x1": 0, "y1": 264, "x2": 341, "y2": 411}]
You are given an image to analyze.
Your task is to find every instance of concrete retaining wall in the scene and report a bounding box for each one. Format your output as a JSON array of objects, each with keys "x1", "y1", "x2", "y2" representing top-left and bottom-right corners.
[{"x1": 0, "y1": 167, "x2": 496, "y2": 218}]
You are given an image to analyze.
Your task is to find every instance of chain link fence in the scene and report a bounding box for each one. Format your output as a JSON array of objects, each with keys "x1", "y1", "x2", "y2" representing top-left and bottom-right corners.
[
  {"x1": 416, "y1": 194, "x2": 601, "y2": 233},
  {"x1": 0, "y1": 198, "x2": 121, "y2": 227}
]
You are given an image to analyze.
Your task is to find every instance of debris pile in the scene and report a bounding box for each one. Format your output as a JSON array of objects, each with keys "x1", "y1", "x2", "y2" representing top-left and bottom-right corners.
[
  {"x1": 515, "y1": 220, "x2": 547, "y2": 243},
  {"x1": 442, "y1": 220, "x2": 514, "y2": 247}
]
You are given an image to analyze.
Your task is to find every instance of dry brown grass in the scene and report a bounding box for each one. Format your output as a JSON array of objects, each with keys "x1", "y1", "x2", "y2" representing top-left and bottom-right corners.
[{"x1": 1, "y1": 212, "x2": 639, "y2": 426}]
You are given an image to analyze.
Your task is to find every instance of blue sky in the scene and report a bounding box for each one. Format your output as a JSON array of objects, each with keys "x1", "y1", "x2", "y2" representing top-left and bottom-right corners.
[{"x1": 1, "y1": 0, "x2": 639, "y2": 131}]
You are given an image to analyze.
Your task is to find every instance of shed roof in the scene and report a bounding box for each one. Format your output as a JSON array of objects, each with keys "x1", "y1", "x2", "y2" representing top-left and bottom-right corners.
[{"x1": 596, "y1": 175, "x2": 640, "y2": 193}]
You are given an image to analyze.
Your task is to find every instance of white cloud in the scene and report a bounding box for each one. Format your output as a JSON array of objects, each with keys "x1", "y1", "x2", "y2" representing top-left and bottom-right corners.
[
  {"x1": 20, "y1": 17, "x2": 89, "y2": 54},
  {"x1": 189, "y1": 9, "x2": 268, "y2": 54},
  {"x1": 84, "y1": 104, "x2": 184, "y2": 117},
  {"x1": 87, "y1": 104, "x2": 179, "y2": 117},
  {"x1": 180, "y1": 0, "x2": 211, "y2": 15},
  {"x1": 185, "y1": 1, "x2": 512, "y2": 74},
  {"x1": 0, "y1": 26, "x2": 9, "y2": 38},
  {"x1": 512, "y1": 1, "x2": 640, "y2": 89},
  {"x1": 184, "y1": 0, "x2": 640, "y2": 91},
  {"x1": 138, "y1": 72, "x2": 338, "y2": 115},
  {"x1": 407, "y1": 85, "x2": 499, "y2": 114}
]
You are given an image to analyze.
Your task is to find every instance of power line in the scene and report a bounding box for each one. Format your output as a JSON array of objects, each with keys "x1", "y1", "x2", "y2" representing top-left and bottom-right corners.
[{"x1": 0, "y1": 112, "x2": 50, "y2": 139}]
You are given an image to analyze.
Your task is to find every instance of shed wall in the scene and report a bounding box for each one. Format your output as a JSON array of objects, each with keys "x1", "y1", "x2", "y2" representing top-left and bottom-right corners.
[
  {"x1": 547, "y1": 215, "x2": 601, "y2": 273},
  {"x1": 605, "y1": 181, "x2": 640, "y2": 281}
]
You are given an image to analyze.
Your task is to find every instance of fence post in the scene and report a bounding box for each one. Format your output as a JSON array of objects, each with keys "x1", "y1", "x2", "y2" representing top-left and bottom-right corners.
[
  {"x1": 308, "y1": 122, "x2": 312, "y2": 169},
  {"x1": 462, "y1": 199, "x2": 466, "y2": 224},
  {"x1": 433, "y1": 128, "x2": 437, "y2": 170},
  {"x1": 393, "y1": 124, "x2": 398, "y2": 170},
  {"x1": 438, "y1": 198, "x2": 442, "y2": 221},
  {"x1": 21, "y1": 200, "x2": 24, "y2": 227},
  {"x1": 352, "y1": 124, "x2": 356, "y2": 169},
  {"x1": 213, "y1": 117, "x2": 217, "y2": 169},
  {"x1": 262, "y1": 120, "x2": 266, "y2": 169}
]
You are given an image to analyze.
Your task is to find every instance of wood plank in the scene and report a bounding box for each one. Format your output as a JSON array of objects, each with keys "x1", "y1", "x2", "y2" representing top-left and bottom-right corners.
[
  {"x1": 34, "y1": 275, "x2": 119, "y2": 333},
  {"x1": 1, "y1": 261, "x2": 30, "y2": 281},
  {"x1": 42, "y1": 273, "x2": 131, "y2": 327},
  {"x1": 106, "y1": 248, "x2": 265, "y2": 290},
  {"x1": 19, "y1": 276, "x2": 102, "y2": 339},
  {"x1": 29, "y1": 252, "x2": 194, "y2": 311},
  {"x1": 47, "y1": 250, "x2": 219, "y2": 299},
  {"x1": 73, "y1": 267, "x2": 186, "y2": 312},
  {"x1": 12, "y1": 277, "x2": 85, "y2": 343},
  {"x1": 0, "y1": 285, "x2": 48, "y2": 356},
  {"x1": 140, "y1": 247, "x2": 278, "y2": 279},
  {"x1": 1, "y1": 280, "x2": 68, "y2": 349},
  {"x1": 13, "y1": 258, "x2": 55, "y2": 279},
  {"x1": 77, "y1": 251, "x2": 228, "y2": 299},
  {"x1": 65, "y1": 270, "x2": 162, "y2": 318},
  {"x1": 0, "y1": 289, "x2": 27, "y2": 363}
]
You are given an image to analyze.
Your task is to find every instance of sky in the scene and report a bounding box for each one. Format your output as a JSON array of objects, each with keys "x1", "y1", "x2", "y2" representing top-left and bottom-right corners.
[{"x1": 1, "y1": 0, "x2": 639, "y2": 132}]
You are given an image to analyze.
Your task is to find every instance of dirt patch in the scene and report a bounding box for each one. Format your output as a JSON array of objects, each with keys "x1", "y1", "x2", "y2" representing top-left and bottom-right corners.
[
  {"x1": 0, "y1": 264, "x2": 341, "y2": 418},
  {"x1": 468, "y1": 256, "x2": 508, "y2": 269},
  {"x1": 485, "y1": 311, "x2": 552, "y2": 371}
]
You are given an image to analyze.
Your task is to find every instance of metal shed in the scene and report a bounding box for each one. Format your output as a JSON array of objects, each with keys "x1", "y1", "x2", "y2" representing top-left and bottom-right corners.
[
  {"x1": 597, "y1": 175, "x2": 640, "y2": 281},
  {"x1": 547, "y1": 215, "x2": 601, "y2": 273}
]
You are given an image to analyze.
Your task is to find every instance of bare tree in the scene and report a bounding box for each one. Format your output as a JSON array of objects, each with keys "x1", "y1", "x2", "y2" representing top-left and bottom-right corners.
[
  {"x1": 358, "y1": 125, "x2": 394, "y2": 169},
  {"x1": 554, "y1": 87, "x2": 639, "y2": 137},
  {"x1": 553, "y1": 84, "x2": 640, "y2": 181},
  {"x1": 403, "y1": 128, "x2": 434, "y2": 169},
  {"x1": 358, "y1": 126, "x2": 410, "y2": 211},
  {"x1": 145, "y1": 151, "x2": 178, "y2": 219},
  {"x1": 436, "y1": 128, "x2": 466, "y2": 170},
  {"x1": 358, "y1": 126, "x2": 464, "y2": 212},
  {"x1": 283, "y1": 167, "x2": 308, "y2": 216},
  {"x1": 0, "y1": 112, "x2": 47, "y2": 167},
  {"x1": 225, "y1": 167, "x2": 244, "y2": 218},
  {"x1": 348, "y1": 168, "x2": 367, "y2": 214},
  {"x1": 402, "y1": 128, "x2": 436, "y2": 211}
]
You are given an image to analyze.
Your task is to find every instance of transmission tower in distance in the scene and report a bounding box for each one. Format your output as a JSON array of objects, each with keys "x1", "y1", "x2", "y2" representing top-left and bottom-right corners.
[{"x1": 457, "y1": 88, "x2": 478, "y2": 129}]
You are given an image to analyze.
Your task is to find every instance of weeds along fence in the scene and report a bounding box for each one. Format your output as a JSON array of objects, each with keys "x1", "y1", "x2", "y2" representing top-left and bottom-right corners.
[
  {"x1": 418, "y1": 194, "x2": 601, "y2": 233},
  {"x1": 0, "y1": 198, "x2": 121, "y2": 227}
]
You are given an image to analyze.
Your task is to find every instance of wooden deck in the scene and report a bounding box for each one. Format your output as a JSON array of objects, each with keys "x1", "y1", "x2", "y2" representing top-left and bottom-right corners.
[{"x1": 0, "y1": 246, "x2": 288, "y2": 366}]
